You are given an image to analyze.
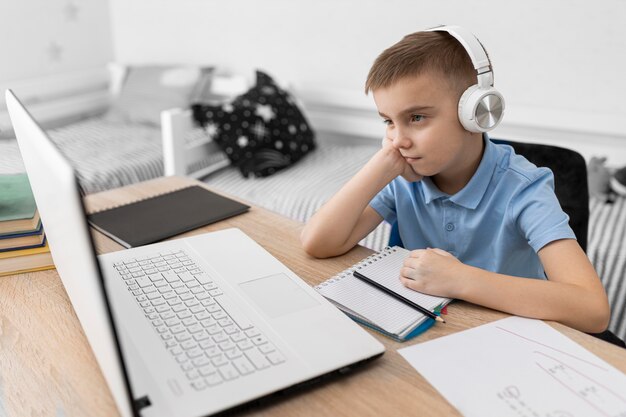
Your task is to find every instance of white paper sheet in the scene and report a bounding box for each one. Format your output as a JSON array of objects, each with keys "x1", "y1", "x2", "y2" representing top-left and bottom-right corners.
[{"x1": 399, "y1": 316, "x2": 626, "y2": 417}]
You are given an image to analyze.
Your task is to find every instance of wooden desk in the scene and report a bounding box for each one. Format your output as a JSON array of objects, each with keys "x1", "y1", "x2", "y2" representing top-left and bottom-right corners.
[{"x1": 1, "y1": 176, "x2": 625, "y2": 417}]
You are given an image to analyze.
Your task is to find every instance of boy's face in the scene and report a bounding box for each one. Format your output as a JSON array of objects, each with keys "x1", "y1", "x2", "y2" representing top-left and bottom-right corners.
[{"x1": 373, "y1": 72, "x2": 480, "y2": 181}]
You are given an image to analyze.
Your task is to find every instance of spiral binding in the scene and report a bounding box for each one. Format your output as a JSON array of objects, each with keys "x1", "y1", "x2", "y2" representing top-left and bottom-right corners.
[
  {"x1": 90, "y1": 185, "x2": 193, "y2": 214},
  {"x1": 315, "y1": 246, "x2": 398, "y2": 289}
]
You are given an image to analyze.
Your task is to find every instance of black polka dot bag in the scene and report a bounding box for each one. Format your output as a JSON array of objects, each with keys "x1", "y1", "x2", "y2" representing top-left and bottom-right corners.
[{"x1": 192, "y1": 70, "x2": 316, "y2": 178}]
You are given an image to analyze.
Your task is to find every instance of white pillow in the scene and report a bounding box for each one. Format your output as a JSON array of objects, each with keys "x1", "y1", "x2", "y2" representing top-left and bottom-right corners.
[{"x1": 105, "y1": 65, "x2": 213, "y2": 126}]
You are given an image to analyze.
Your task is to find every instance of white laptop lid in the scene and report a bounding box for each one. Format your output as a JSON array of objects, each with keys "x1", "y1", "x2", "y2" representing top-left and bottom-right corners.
[{"x1": 6, "y1": 90, "x2": 136, "y2": 417}]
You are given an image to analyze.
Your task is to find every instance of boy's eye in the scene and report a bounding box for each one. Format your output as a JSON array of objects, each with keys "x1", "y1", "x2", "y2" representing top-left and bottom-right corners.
[
  {"x1": 382, "y1": 119, "x2": 393, "y2": 126},
  {"x1": 411, "y1": 114, "x2": 424, "y2": 122}
]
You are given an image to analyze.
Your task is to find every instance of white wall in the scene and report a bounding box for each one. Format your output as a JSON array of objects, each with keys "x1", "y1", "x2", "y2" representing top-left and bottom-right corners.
[
  {"x1": 2, "y1": 1, "x2": 624, "y2": 163},
  {"x1": 0, "y1": 0, "x2": 113, "y2": 132},
  {"x1": 108, "y1": 0, "x2": 626, "y2": 164}
]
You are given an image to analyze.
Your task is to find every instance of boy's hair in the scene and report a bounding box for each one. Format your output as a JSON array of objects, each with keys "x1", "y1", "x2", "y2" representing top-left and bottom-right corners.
[{"x1": 365, "y1": 31, "x2": 480, "y2": 99}]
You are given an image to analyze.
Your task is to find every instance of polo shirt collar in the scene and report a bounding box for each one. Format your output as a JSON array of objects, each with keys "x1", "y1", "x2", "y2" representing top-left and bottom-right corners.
[
  {"x1": 421, "y1": 134, "x2": 497, "y2": 209},
  {"x1": 421, "y1": 177, "x2": 448, "y2": 204}
]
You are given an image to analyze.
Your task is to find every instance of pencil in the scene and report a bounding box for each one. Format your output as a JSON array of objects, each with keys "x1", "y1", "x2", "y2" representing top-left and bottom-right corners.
[{"x1": 353, "y1": 270, "x2": 446, "y2": 323}]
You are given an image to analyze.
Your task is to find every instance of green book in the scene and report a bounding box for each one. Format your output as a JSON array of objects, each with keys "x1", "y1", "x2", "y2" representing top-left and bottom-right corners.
[{"x1": 0, "y1": 174, "x2": 40, "y2": 234}]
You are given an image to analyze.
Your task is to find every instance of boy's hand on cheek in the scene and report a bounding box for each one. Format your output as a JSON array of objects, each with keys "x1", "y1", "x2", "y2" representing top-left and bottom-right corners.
[
  {"x1": 399, "y1": 248, "x2": 462, "y2": 298},
  {"x1": 380, "y1": 137, "x2": 423, "y2": 183}
]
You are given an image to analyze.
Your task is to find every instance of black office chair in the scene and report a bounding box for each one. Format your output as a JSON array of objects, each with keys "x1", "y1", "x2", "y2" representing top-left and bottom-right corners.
[
  {"x1": 388, "y1": 138, "x2": 625, "y2": 348},
  {"x1": 492, "y1": 139, "x2": 590, "y2": 251}
]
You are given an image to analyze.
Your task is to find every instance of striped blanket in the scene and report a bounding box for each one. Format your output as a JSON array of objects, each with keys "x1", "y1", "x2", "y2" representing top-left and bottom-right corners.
[{"x1": 589, "y1": 196, "x2": 626, "y2": 339}]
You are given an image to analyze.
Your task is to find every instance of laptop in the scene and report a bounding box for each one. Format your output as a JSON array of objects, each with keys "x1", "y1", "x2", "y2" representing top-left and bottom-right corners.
[{"x1": 5, "y1": 89, "x2": 384, "y2": 417}]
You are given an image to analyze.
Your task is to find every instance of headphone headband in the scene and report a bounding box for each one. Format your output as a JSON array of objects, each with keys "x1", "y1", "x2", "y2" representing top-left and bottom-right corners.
[
  {"x1": 425, "y1": 25, "x2": 493, "y2": 88},
  {"x1": 424, "y1": 25, "x2": 504, "y2": 132}
]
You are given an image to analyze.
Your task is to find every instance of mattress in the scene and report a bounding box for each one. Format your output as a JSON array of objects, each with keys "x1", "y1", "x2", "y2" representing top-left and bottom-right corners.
[{"x1": 203, "y1": 140, "x2": 391, "y2": 251}]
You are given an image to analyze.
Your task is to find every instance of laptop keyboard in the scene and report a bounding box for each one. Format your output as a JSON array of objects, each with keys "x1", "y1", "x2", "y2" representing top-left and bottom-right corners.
[{"x1": 113, "y1": 249, "x2": 286, "y2": 390}]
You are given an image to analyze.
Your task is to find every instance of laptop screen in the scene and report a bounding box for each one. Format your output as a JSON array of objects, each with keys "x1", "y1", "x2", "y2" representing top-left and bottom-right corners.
[{"x1": 6, "y1": 89, "x2": 138, "y2": 417}]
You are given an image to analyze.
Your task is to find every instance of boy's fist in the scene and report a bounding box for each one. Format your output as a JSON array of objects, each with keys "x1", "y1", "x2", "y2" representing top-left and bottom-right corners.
[{"x1": 381, "y1": 137, "x2": 423, "y2": 183}]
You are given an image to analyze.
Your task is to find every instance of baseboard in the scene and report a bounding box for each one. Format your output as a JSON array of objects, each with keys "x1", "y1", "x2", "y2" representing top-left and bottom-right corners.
[{"x1": 299, "y1": 88, "x2": 626, "y2": 167}]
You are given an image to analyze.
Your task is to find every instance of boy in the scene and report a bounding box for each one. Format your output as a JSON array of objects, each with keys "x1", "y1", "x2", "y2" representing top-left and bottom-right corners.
[{"x1": 300, "y1": 26, "x2": 610, "y2": 334}]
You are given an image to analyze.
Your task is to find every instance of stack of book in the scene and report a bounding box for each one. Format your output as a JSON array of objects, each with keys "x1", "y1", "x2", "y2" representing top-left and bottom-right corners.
[{"x1": 0, "y1": 173, "x2": 54, "y2": 277}]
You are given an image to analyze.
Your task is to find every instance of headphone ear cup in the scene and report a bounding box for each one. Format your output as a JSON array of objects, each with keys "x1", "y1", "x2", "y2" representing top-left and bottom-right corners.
[
  {"x1": 458, "y1": 85, "x2": 481, "y2": 133},
  {"x1": 458, "y1": 85, "x2": 505, "y2": 133}
]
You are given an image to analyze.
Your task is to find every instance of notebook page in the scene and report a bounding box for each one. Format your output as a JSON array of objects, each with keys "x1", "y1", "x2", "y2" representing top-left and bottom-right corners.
[
  {"x1": 355, "y1": 247, "x2": 449, "y2": 310},
  {"x1": 316, "y1": 248, "x2": 429, "y2": 335},
  {"x1": 317, "y1": 271, "x2": 426, "y2": 335}
]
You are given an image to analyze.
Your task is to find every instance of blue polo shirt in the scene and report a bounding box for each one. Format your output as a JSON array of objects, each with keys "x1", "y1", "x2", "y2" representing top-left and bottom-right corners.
[{"x1": 369, "y1": 136, "x2": 576, "y2": 279}]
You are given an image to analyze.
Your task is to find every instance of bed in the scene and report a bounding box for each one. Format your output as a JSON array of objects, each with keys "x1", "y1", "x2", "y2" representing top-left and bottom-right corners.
[{"x1": 0, "y1": 64, "x2": 228, "y2": 193}]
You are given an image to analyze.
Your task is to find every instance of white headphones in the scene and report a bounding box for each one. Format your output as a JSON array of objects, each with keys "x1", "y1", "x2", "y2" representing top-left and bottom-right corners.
[{"x1": 425, "y1": 25, "x2": 505, "y2": 133}]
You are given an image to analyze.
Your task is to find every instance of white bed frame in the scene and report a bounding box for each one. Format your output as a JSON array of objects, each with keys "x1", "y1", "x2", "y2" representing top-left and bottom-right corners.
[
  {"x1": 161, "y1": 108, "x2": 229, "y2": 179},
  {"x1": 160, "y1": 72, "x2": 260, "y2": 179}
]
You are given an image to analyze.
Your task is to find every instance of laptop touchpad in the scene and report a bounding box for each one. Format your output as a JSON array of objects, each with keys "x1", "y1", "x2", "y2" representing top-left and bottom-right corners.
[{"x1": 239, "y1": 273, "x2": 319, "y2": 318}]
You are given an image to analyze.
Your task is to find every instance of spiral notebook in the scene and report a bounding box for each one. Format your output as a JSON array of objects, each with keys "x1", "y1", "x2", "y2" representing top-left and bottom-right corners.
[
  {"x1": 315, "y1": 246, "x2": 451, "y2": 341},
  {"x1": 87, "y1": 185, "x2": 249, "y2": 248}
]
